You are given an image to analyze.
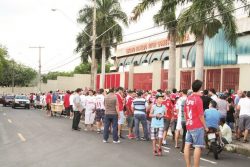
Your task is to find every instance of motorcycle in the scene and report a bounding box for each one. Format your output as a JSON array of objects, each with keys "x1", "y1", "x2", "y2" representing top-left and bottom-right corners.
[{"x1": 206, "y1": 128, "x2": 224, "y2": 160}]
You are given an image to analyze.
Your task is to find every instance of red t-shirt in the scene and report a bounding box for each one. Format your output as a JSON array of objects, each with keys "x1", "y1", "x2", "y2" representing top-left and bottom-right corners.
[
  {"x1": 116, "y1": 93, "x2": 124, "y2": 112},
  {"x1": 184, "y1": 94, "x2": 204, "y2": 130},
  {"x1": 162, "y1": 99, "x2": 173, "y2": 119},
  {"x1": 125, "y1": 95, "x2": 133, "y2": 116},
  {"x1": 64, "y1": 93, "x2": 70, "y2": 108},
  {"x1": 46, "y1": 93, "x2": 52, "y2": 104}
]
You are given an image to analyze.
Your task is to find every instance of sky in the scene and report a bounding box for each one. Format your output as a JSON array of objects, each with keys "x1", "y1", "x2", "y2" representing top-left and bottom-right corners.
[{"x1": 0, "y1": 0, "x2": 163, "y2": 74}]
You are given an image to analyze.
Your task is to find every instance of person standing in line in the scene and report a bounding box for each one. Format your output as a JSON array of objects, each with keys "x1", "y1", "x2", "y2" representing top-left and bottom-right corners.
[
  {"x1": 235, "y1": 90, "x2": 243, "y2": 139},
  {"x1": 84, "y1": 90, "x2": 96, "y2": 131},
  {"x1": 72, "y1": 88, "x2": 83, "y2": 131},
  {"x1": 209, "y1": 89, "x2": 218, "y2": 101},
  {"x1": 175, "y1": 89, "x2": 188, "y2": 150},
  {"x1": 64, "y1": 90, "x2": 71, "y2": 118},
  {"x1": 95, "y1": 89, "x2": 105, "y2": 134},
  {"x1": 237, "y1": 91, "x2": 250, "y2": 143},
  {"x1": 184, "y1": 80, "x2": 208, "y2": 167},
  {"x1": 115, "y1": 87, "x2": 125, "y2": 139},
  {"x1": 216, "y1": 93, "x2": 228, "y2": 119},
  {"x1": 132, "y1": 91, "x2": 149, "y2": 141},
  {"x1": 45, "y1": 91, "x2": 52, "y2": 117},
  {"x1": 69, "y1": 91, "x2": 75, "y2": 119},
  {"x1": 149, "y1": 93, "x2": 166, "y2": 156},
  {"x1": 126, "y1": 90, "x2": 136, "y2": 139},
  {"x1": 103, "y1": 88, "x2": 120, "y2": 144},
  {"x1": 226, "y1": 98, "x2": 235, "y2": 130},
  {"x1": 201, "y1": 89, "x2": 212, "y2": 111},
  {"x1": 162, "y1": 91, "x2": 173, "y2": 146}
]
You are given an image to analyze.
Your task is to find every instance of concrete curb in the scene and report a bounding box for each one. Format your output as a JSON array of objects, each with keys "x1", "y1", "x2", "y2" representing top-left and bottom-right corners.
[{"x1": 225, "y1": 143, "x2": 250, "y2": 156}]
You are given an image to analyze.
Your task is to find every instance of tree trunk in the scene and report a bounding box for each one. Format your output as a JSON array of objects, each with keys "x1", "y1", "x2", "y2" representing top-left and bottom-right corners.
[
  {"x1": 195, "y1": 35, "x2": 205, "y2": 82},
  {"x1": 168, "y1": 29, "x2": 176, "y2": 90},
  {"x1": 100, "y1": 42, "x2": 106, "y2": 89}
]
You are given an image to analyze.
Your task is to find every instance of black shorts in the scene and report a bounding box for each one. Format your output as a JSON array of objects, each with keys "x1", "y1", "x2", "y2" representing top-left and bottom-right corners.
[
  {"x1": 171, "y1": 119, "x2": 177, "y2": 132},
  {"x1": 95, "y1": 109, "x2": 105, "y2": 122},
  {"x1": 69, "y1": 105, "x2": 73, "y2": 112},
  {"x1": 164, "y1": 119, "x2": 171, "y2": 131}
]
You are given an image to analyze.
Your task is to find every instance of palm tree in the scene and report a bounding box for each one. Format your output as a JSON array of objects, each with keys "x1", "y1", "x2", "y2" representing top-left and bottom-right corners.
[
  {"x1": 177, "y1": 0, "x2": 237, "y2": 81},
  {"x1": 131, "y1": 0, "x2": 178, "y2": 90},
  {"x1": 76, "y1": 0, "x2": 128, "y2": 89}
]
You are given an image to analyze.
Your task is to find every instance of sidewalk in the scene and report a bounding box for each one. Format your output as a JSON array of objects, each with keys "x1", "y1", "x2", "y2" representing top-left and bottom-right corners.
[{"x1": 225, "y1": 138, "x2": 250, "y2": 156}]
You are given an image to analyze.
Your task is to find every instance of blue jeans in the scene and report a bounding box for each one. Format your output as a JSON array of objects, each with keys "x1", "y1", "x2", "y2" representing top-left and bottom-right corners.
[
  {"x1": 185, "y1": 128, "x2": 205, "y2": 148},
  {"x1": 103, "y1": 114, "x2": 118, "y2": 142},
  {"x1": 134, "y1": 114, "x2": 148, "y2": 139}
]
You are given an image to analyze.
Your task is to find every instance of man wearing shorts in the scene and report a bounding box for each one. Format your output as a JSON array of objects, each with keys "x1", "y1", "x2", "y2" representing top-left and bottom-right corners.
[
  {"x1": 184, "y1": 80, "x2": 208, "y2": 167},
  {"x1": 45, "y1": 91, "x2": 52, "y2": 117},
  {"x1": 149, "y1": 93, "x2": 166, "y2": 156},
  {"x1": 126, "y1": 90, "x2": 135, "y2": 139},
  {"x1": 237, "y1": 91, "x2": 250, "y2": 143},
  {"x1": 162, "y1": 91, "x2": 173, "y2": 146},
  {"x1": 95, "y1": 89, "x2": 105, "y2": 134},
  {"x1": 116, "y1": 87, "x2": 125, "y2": 139}
]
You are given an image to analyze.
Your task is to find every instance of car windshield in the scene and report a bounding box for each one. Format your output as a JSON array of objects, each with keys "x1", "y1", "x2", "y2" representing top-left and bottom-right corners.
[
  {"x1": 16, "y1": 96, "x2": 28, "y2": 100},
  {"x1": 6, "y1": 96, "x2": 14, "y2": 99}
]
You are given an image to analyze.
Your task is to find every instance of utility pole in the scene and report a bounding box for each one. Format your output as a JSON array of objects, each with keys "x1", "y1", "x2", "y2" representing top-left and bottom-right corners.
[
  {"x1": 91, "y1": 0, "x2": 97, "y2": 90},
  {"x1": 29, "y1": 46, "x2": 44, "y2": 92},
  {"x1": 11, "y1": 60, "x2": 14, "y2": 94}
]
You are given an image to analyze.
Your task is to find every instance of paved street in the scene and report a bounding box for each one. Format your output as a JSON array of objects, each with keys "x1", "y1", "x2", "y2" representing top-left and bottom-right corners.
[{"x1": 0, "y1": 106, "x2": 250, "y2": 167}]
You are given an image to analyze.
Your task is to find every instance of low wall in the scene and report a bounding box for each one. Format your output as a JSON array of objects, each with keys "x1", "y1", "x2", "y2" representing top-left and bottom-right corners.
[{"x1": 0, "y1": 74, "x2": 91, "y2": 94}]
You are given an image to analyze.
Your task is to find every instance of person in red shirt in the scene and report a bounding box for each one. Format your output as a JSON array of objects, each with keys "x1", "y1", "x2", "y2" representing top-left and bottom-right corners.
[
  {"x1": 162, "y1": 91, "x2": 173, "y2": 146},
  {"x1": 125, "y1": 90, "x2": 136, "y2": 139},
  {"x1": 184, "y1": 80, "x2": 208, "y2": 167},
  {"x1": 116, "y1": 87, "x2": 125, "y2": 139},
  {"x1": 45, "y1": 91, "x2": 52, "y2": 117},
  {"x1": 64, "y1": 90, "x2": 71, "y2": 117}
]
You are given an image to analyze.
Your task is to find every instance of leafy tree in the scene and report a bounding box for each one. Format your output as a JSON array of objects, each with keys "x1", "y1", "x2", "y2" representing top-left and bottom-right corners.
[
  {"x1": 177, "y1": 0, "x2": 237, "y2": 81},
  {"x1": 76, "y1": 0, "x2": 128, "y2": 88},
  {"x1": 132, "y1": 0, "x2": 178, "y2": 90}
]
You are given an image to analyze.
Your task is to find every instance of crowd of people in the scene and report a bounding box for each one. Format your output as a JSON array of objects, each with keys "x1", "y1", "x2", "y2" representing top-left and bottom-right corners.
[{"x1": 31, "y1": 81, "x2": 250, "y2": 167}]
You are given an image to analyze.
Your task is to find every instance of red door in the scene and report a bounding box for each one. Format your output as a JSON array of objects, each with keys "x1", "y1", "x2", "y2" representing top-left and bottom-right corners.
[
  {"x1": 161, "y1": 69, "x2": 168, "y2": 90},
  {"x1": 133, "y1": 73, "x2": 152, "y2": 90},
  {"x1": 222, "y1": 68, "x2": 239, "y2": 91},
  {"x1": 206, "y1": 69, "x2": 221, "y2": 91},
  {"x1": 180, "y1": 71, "x2": 192, "y2": 90}
]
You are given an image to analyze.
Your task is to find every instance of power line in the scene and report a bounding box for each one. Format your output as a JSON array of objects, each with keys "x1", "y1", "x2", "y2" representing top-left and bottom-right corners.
[{"x1": 42, "y1": 3, "x2": 249, "y2": 73}]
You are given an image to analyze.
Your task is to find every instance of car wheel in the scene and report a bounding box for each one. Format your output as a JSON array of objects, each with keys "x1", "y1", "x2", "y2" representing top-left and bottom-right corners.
[
  {"x1": 13, "y1": 105, "x2": 16, "y2": 109},
  {"x1": 27, "y1": 105, "x2": 30, "y2": 109}
]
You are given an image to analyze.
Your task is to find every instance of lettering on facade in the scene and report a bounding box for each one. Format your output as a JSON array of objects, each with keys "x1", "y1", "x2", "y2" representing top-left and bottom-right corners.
[{"x1": 123, "y1": 34, "x2": 190, "y2": 55}]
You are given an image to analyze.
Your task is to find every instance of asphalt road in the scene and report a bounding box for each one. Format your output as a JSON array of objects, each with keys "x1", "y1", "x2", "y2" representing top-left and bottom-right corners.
[{"x1": 0, "y1": 105, "x2": 250, "y2": 167}]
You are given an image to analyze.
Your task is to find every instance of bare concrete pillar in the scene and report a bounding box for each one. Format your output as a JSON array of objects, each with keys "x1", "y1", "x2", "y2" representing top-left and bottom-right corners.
[
  {"x1": 152, "y1": 61, "x2": 162, "y2": 90},
  {"x1": 128, "y1": 65, "x2": 134, "y2": 90}
]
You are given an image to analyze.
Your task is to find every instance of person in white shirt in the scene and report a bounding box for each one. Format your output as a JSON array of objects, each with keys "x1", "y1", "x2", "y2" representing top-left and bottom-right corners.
[
  {"x1": 237, "y1": 91, "x2": 250, "y2": 143},
  {"x1": 209, "y1": 89, "x2": 218, "y2": 101},
  {"x1": 219, "y1": 118, "x2": 232, "y2": 144},
  {"x1": 84, "y1": 90, "x2": 96, "y2": 131},
  {"x1": 95, "y1": 89, "x2": 105, "y2": 133},
  {"x1": 69, "y1": 91, "x2": 75, "y2": 119}
]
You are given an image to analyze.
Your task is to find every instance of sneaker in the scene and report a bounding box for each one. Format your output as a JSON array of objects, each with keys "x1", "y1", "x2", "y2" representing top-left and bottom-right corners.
[
  {"x1": 128, "y1": 134, "x2": 135, "y2": 139},
  {"x1": 113, "y1": 140, "x2": 121, "y2": 144},
  {"x1": 103, "y1": 140, "x2": 108, "y2": 143},
  {"x1": 158, "y1": 148, "x2": 162, "y2": 156},
  {"x1": 130, "y1": 134, "x2": 136, "y2": 138},
  {"x1": 153, "y1": 150, "x2": 158, "y2": 156},
  {"x1": 84, "y1": 128, "x2": 88, "y2": 131},
  {"x1": 141, "y1": 137, "x2": 149, "y2": 141}
]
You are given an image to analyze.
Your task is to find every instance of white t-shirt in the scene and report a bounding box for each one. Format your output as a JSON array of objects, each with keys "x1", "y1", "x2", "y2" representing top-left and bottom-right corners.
[
  {"x1": 85, "y1": 95, "x2": 96, "y2": 111},
  {"x1": 80, "y1": 95, "x2": 86, "y2": 108},
  {"x1": 219, "y1": 124, "x2": 232, "y2": 143},
  {"x1": 69, "y1": 94, "x2": 75, "y2": 106},
  {"x1": 238, "y1": 97, "x2": 250, "y2": 116},
  {"x1": 95, "y1": 94, "x2": 105, "y2": 110}
]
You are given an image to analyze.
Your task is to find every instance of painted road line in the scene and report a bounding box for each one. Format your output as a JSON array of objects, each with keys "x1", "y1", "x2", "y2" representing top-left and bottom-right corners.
[
  {"x1": 162, "y1": 146, "x2": 171, "y2": 150},
  {"x1": 7, "y1": 119, "x2": 12, "y2": 123},
  {"x1": 17, "y1": 133, "x2": 26, "y2": 142},
  {"x1": 163, "y1": 150, "x2": 169, "y2": 153},
  {"x1": 200, "y1": 158, "x2": 217, "y2": 165}
]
